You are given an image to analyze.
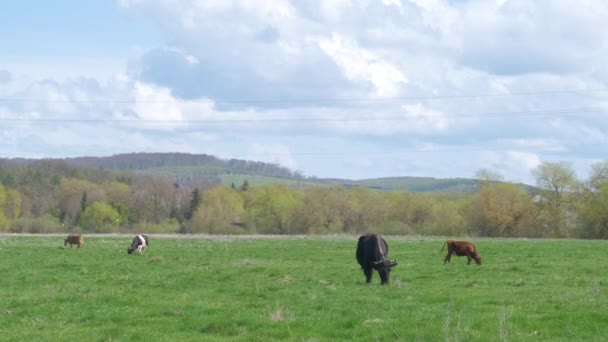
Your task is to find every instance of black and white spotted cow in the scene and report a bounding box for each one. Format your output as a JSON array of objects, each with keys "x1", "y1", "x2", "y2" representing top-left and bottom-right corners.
[{"x1": 127, "y1": 234, "x2": 149, "y2": 255}]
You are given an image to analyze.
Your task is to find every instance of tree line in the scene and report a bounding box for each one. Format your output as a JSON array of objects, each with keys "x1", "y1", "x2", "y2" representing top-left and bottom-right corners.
[{"x1": 0, "y1": 159, "x2": 607, "y2": 238}]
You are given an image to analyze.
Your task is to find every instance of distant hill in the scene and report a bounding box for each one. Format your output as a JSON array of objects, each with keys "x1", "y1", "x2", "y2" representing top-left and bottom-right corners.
[
  {"x1": 341, "y1": 177, "x2": 480, "y2": 192},
  {"x1": 4, "y1": 152, "x2": 518, "y2": 193}
]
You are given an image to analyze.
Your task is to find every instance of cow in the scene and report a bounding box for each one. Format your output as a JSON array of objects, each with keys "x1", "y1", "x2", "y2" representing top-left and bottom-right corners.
[
  {"x1": 64, "y1": 233, "x2": 83, "y2": 248},
  {"x1": 127, "y1": 234, "x2": 149, "y2": 255},
  {"x1": 356, "y1": 233, "x2": 397, "y2": 285},
  {"x1": 441, "y1": 240, "x2": 482, "y2": 265}
]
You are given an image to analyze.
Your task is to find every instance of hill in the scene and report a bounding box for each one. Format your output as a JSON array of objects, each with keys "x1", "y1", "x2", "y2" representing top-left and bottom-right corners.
[{"x1": 7, "y1": 152, "x2": 492, "y2": 192}]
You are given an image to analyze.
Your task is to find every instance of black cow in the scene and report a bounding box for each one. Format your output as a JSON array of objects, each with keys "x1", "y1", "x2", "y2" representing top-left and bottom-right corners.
[
  {"x1": 127, "y1": 234, "x2": 149, "y2": 254},
  {"x1": 356, "y1": 233, "x2": 397, "y2": 285}
]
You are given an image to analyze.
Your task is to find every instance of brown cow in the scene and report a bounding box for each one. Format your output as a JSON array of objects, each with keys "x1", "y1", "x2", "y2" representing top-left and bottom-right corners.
[
  {"x1": 64, "y1": 233, "x2": 84, "y2": 248},
  {"x1": 441, "y1": 240, "x2": 481, "y2": 265}
]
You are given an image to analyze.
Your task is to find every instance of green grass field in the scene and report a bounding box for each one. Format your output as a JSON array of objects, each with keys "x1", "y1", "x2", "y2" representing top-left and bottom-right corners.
[{"x1": 0, "y1": 235, "x2": 606, "y2": 341}]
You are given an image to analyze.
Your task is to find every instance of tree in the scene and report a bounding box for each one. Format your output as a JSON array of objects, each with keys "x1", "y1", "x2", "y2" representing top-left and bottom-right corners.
[
  {"x1": 80, "y1": 192, "x2": 88, "y2": 212},
  {"x1": 185, "y1": 188, "x2": 202, "y2": 220},
  {"x1": 79, "y1": 202, "x2": 120, "y2": 233},
  {"x1": 168, "y1": 184, "x2": 190, "y2": 225},
  {"x1": 578, "y1": 183, "x2": 608, "y2": 239},
  {"x1": 128, "y1": 176, "x2": 175, "y2": 224},
  {"x1": 57, "y1": 178, "x2": 105, "y2": 228},
  {"x1": 469, "y1": 182, "x2": 536, "y2": 237},
  {"x1": 579, "y1": 162, "x2": 608, "y2": 239},
  {"x1": 188, "y1": 186, "x2": 244, "y2": 233},
  {"x1": 475, "y1": 168, "x2": 504, "y2": 183},
  {"x1": 533, "y1": 161, "x2": 579, "y2": 237},
  {"x1": 104, "y1": 181, "x2": 132, "y2": 227},
  {"x1": 588, "y1": 161, "x2": 608, "y2": 190},
  {"x1": 0, "y1": 183, "x2": 21, "y2": 231},
  {"x1": 246, "y1": 184, "x2": 301, "y2": 234}
]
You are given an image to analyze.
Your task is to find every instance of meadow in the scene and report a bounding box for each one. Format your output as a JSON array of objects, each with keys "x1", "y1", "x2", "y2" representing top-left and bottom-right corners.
[{"x1": 0, "y1": 235, "x2": 606, "y2": 341}]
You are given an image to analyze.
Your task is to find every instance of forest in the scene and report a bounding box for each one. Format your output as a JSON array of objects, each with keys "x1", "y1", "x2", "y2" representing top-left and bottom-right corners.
[{"x1": 0, "y1": 157, "x2": 607, "y2": 239}]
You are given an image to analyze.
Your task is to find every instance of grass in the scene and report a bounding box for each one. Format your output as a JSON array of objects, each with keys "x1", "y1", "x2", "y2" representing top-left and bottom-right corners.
[{"x1": 0, "y1": 235, "x2": 607, "y2": 341}]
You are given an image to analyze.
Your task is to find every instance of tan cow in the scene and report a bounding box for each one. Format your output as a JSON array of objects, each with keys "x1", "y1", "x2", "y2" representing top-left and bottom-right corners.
[
  {"x1": 64, "y1": 233, "x2": 84, "y2": 248},
  {"x1": 441, "y1": 240, "x2": 481, "y2": 265}
]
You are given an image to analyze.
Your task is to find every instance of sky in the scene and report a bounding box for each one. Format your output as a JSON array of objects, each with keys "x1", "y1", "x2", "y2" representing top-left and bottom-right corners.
[{"x1": 1, "y1": 0, "x2": 607, "y2": 185}]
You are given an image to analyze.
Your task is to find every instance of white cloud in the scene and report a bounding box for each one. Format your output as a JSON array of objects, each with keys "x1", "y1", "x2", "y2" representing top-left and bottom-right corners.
[
  {"x1": 0, "y1": 70, "x2": 11, "y2": 84},
  {"x1": 317, "y1": 34, "x2": 407, "y2": 96},
  {"x1": 1, "y1": 1, "x2": 607, "y2": 184},
  {"x1": 457, "y1": 1, "x2": 608, "y2": 75}
]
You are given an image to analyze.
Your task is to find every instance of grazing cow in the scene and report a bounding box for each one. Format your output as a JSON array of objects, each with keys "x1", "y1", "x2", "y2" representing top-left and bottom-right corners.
[
  {"x1": 356, "y1": 233, "x2": 397, "y2": 285},
  {"x1": 64, "y1": 233, "x2": 83, "y2": 248},
  {"x1": 441, "y1": 240, "x2": 482, "y2": 265},
  {"x1": 128, "y1": 234, "x2": 149, "y2": 255}
]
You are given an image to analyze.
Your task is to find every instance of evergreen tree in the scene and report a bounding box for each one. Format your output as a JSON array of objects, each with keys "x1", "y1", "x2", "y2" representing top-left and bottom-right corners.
[
  {"x1": 80, "y1": 192, "x2": 88, "y2": 212},
  {"x1": 185, "y1": 188, "x2": 201, "y2": 220}
]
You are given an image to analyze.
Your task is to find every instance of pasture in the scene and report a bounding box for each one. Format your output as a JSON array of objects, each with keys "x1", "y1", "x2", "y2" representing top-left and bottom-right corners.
[{"x1": 0, "y1": 235, "x2": 606, "y2": 341}]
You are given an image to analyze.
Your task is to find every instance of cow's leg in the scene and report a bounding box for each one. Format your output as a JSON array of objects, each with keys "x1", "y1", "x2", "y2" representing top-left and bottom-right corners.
[
  {"x1": 363, "y1": 267, "x2": 373, "y2": 283},
  {"x1": 467, "y1": 255, "x2": 472, "y2": 264},
  {"x1": 444, "y1": 252, "x2": 452, "y2": 264}
]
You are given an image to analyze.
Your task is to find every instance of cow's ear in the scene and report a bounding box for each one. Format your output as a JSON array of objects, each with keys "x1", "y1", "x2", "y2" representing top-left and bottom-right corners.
[{"x1": 390, "y1": 260, "x2": 398, "y2": 267}]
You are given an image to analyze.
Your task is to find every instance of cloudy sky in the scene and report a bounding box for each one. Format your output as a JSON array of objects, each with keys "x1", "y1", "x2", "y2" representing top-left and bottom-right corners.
[{"x1": 1, "y1": 0, "x2": 607, "y2": 184}]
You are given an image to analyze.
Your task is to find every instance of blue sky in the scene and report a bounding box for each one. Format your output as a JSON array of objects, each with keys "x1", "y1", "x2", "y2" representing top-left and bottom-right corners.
[
  {"x1": 1, "y1": 1, "x2": 159, "y2": 58},
  {"x1": 1, "y1": 0, "x2": 607, "y2": 185}
]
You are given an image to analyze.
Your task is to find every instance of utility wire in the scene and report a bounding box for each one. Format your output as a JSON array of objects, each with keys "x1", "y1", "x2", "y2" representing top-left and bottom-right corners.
[
  {"x1": 1, "y1": 88, "x2": 607, "y2": 105},
  {"x1": 1, "y1": 107, "x2": 606, "y2": 124},
  {"x1": 0, "y1": 142, "x2": 594, "y2": 158}
]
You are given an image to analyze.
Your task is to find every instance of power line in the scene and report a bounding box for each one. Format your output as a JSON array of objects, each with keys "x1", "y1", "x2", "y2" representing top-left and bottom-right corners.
[
  {"x1": 1, "y1": 88, "x2": 607, "y2": 105},
  {"x1": 1, "y1": 107, "x2": 606, "y2": 124},
  {"x1": 0, "y1": 142, "x2": 596, "y2": 158}
]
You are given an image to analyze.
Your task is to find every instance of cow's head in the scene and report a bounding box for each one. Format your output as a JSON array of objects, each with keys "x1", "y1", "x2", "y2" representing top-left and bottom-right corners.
[
  {"x1": 473, "y1": 254, "x2": 482, "y2": 265},
  {"x1": 373, "y1": 259, "x2": 398, "y2": 285},
  {"x1": 127, "y1": 247, "x2": 135, "y2": 254}
]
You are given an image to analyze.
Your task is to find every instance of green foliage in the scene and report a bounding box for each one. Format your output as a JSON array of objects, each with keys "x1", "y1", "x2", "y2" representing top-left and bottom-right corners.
[
  {"x1": 579, "y1": 183, "x2": 608, "y2": 239},
  {"x1": 298, "y1": 186, "x2": 347, "y2": 234},
  {"x1": 1, "y1": 236, "x2": 607, "y2": 340},
  {"x1": 0, "y1": 183, "x2": 21, "y2": 230},
  {"x1": 3, "y1": 156, "x2": 608, "y2": 238},
  {"x1": 79, "y1": 202, "x2": 120, "y2": 233},
  {"x1": 469, "y1": 182, "x2": 537, "y2": 237},
  {"x1": 245, "y1": 184, "x2": 302, "y2": 234},
  {"x1": 185, "y1": 188, "x2": 201, "y2": 221},
  {"x1": 185, "y1": 187, "x2": 245, "y2": 234},
  {"x1": 240, "y1": 179, "x2": 249, "y2": 192},
  {"x1": 9, "y1": 214, "x2": 63, "y2": 233},
  {"x1": 57, "y1": 178, "x2": 105, "y2": 228},
  {"x1": 0, "y1": 166, "x2": 16, "y2": 187},
  {"x1": 533, "y1": 161, "x2": 579, "y2": 237},
  {"x1": 128, "y1": 220, "x2": 180, "y2": 234}
]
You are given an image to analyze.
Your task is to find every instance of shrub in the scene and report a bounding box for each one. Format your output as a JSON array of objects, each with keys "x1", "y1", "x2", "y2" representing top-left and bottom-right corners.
[{"x1": 10, "y1": 215, "x2": 63, "y2": 233}]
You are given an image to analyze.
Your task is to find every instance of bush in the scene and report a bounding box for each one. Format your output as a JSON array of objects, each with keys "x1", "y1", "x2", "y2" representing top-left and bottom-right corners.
[
  {"x1": 377, "y1": 221, "x2": 415, "y2": 235},
  {"x1": 79, "y1": 202, "x2": 120, "y2": 233},
  {"x1": 125, "y1": 220, "x2": 180, "y2": 234},
  {"x1": 10, "y1": 215, "x2": 63, "y2": 233}
]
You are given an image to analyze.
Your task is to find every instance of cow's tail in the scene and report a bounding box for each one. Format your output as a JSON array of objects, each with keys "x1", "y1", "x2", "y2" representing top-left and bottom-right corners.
[{"x1": 439, "y1": 241, "x2": 447, "y2": 253}]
